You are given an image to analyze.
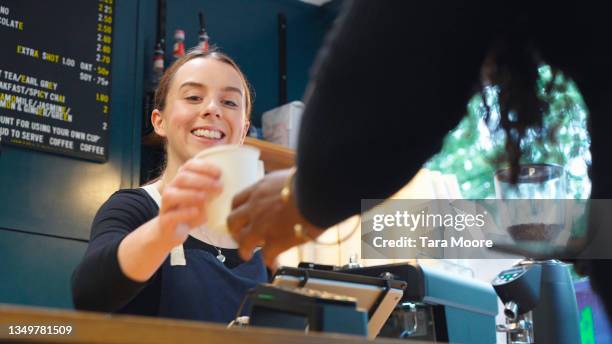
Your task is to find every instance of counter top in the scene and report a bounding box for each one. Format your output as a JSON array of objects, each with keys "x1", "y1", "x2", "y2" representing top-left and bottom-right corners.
[{"x1": 0, "y1": 304, "x2": 431, "y2": 344}]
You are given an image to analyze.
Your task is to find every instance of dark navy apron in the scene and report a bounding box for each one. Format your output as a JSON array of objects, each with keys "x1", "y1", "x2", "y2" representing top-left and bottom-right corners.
[{"x1": 157, "y1": 248, "x2": 267, "y2": 323}]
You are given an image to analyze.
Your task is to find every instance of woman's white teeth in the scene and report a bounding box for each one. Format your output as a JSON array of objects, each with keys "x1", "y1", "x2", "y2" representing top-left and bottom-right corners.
[{"x1": 192, "y1": 129, "x2": 222, "y2": 139}]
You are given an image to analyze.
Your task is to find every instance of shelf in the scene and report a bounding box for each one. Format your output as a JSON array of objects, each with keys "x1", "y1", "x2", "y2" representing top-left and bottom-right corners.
[
  {"x1": 141, "y1": 133, "x2": 295, "y2": 172},
  {"x1": 245, "y1": 137, "x2": 295, "y2": 172}
]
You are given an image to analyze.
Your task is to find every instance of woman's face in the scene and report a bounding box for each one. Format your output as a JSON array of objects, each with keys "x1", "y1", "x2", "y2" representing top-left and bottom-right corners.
[{"x1": 153, "y1": 57, "x2": 249, "y2": 164}]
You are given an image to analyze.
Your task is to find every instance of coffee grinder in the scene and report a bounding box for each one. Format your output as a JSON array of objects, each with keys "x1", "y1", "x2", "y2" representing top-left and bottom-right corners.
[
  {"x1": 493, "y1": 164, "x2": 581, "y2": 343},
  {"x1": 493, "y1": 259, "x2": 580, "y2": 343}
]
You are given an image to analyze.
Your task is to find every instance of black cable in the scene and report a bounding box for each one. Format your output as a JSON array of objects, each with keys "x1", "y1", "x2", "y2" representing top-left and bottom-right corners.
[{"x1": 233, "y1": 288, "x2": 256, "y2": 322}]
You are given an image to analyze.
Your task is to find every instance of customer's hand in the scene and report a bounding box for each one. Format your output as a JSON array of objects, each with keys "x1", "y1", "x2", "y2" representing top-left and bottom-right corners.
[
  {"x1": 227, "y1": 168, "x2": 325, "y2": 267},
  {"x1": 157, "y1": 159, "x2": 223, "y2": 248}
]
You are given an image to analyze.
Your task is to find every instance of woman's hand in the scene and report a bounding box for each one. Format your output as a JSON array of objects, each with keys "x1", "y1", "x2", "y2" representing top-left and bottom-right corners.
[
  {"x1": 117, "y1": 159, "x2": 222, "y2": 282},
  {"x1": 157, "y1": 159, "x2": 223, "y2": 249},
  {"x1": 227, "y1": 168, "x2": 325, "y2": 267}
]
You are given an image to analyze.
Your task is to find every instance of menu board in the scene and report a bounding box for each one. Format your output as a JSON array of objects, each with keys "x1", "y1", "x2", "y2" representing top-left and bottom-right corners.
[{"x1": 0, "y1": 0, "x2": 114, "y2": 162}]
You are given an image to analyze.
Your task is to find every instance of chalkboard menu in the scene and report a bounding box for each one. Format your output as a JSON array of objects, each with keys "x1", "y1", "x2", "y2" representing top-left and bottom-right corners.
[{"x1": 0, "y1": 0, "x2": 114, "y2": 162}]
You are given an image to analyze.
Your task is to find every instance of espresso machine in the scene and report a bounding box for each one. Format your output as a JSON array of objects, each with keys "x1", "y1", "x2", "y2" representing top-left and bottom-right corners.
[
  {"x1": 492, "y1": 259, "x2": 581, "y2": 344},
  {"x1": 247, "y1": 267, "x2": 407, "y2": 338}
]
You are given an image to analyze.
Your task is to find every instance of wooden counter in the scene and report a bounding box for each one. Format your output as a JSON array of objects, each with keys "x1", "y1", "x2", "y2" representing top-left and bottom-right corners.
[{"x1": 0, "y1": 304, "x2": 432, "y2": 344}]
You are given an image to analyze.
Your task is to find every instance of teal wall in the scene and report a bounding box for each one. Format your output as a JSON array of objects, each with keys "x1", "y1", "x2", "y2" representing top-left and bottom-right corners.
[
  {"x1": 0, "y1": 0, "x2": 339, "y2": 309},
  {"x1": 0, "y1": 0, "x2": 143, "y2": 308},
  {"x1": 142, "y1": 0, "x2": 339, "y2": 127}
]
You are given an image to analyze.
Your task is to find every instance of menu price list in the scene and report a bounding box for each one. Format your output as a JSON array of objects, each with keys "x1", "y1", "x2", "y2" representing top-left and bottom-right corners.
[{"x1": 0, "y1": 0, "x2": 114, "y2": 161}]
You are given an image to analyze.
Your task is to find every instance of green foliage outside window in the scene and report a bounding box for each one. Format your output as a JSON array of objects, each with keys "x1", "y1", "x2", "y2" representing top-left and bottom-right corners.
[{"x1": 426, "y1": 65, "x2": 591, "y2": 199}]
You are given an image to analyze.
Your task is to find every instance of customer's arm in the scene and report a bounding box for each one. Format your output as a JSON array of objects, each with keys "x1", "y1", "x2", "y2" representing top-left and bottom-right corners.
[
  {"x1": 228, "y1": 0, "x2": 495, "y2": 265},
  {"x1": 294, "y1": 0, "x2": 493, "y2": 227}
]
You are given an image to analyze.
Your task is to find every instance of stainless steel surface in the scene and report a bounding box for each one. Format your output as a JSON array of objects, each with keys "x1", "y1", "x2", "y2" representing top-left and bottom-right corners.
[
  {"x1": 503, "y1": 301, "x2": 519, "y2": 320},
  {"x1": 496, "y1": 312, "x2": 534, "y2": 344}
]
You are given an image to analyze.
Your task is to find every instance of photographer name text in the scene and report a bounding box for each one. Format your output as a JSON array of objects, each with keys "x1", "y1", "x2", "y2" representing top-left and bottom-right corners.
[{"x1": 372, "y1": 236, "x2": 493, "y2": 248}]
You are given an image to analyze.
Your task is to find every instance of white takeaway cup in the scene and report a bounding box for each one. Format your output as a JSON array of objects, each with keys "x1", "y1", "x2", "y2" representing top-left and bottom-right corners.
[{"x1": 194, "y1": 144, "x2": 261, "y2": 236}]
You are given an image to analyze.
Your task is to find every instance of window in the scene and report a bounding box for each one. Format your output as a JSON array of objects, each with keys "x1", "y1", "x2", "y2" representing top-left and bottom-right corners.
[{"x1": 426, "y1": 65, "x2": 591, "y2": 199}]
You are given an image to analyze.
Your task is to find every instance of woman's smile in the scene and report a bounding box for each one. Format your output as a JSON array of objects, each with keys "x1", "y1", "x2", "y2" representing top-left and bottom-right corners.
[{"x1": 190, "y1": 125, "x2": 227, "y2": 144}]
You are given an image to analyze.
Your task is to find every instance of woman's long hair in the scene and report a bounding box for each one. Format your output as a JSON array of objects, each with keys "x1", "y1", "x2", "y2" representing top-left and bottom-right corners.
[{"x1": 480, "y1": 17, "x2": 562, "y2": 184}]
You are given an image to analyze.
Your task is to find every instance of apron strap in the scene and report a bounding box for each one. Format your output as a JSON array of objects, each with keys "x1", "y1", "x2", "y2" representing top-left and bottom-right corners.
[{"x1": 141, "y1": 184, "x2": 186, "y2": 266}]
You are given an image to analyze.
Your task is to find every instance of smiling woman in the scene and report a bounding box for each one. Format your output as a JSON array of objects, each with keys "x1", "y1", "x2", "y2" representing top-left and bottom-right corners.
[
  {"x1": 71, "y1": 49, "x2": 267, "y2": 323},
  {"x1": 152, "y1": 50, "x2": 253, "y2": 170}
]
